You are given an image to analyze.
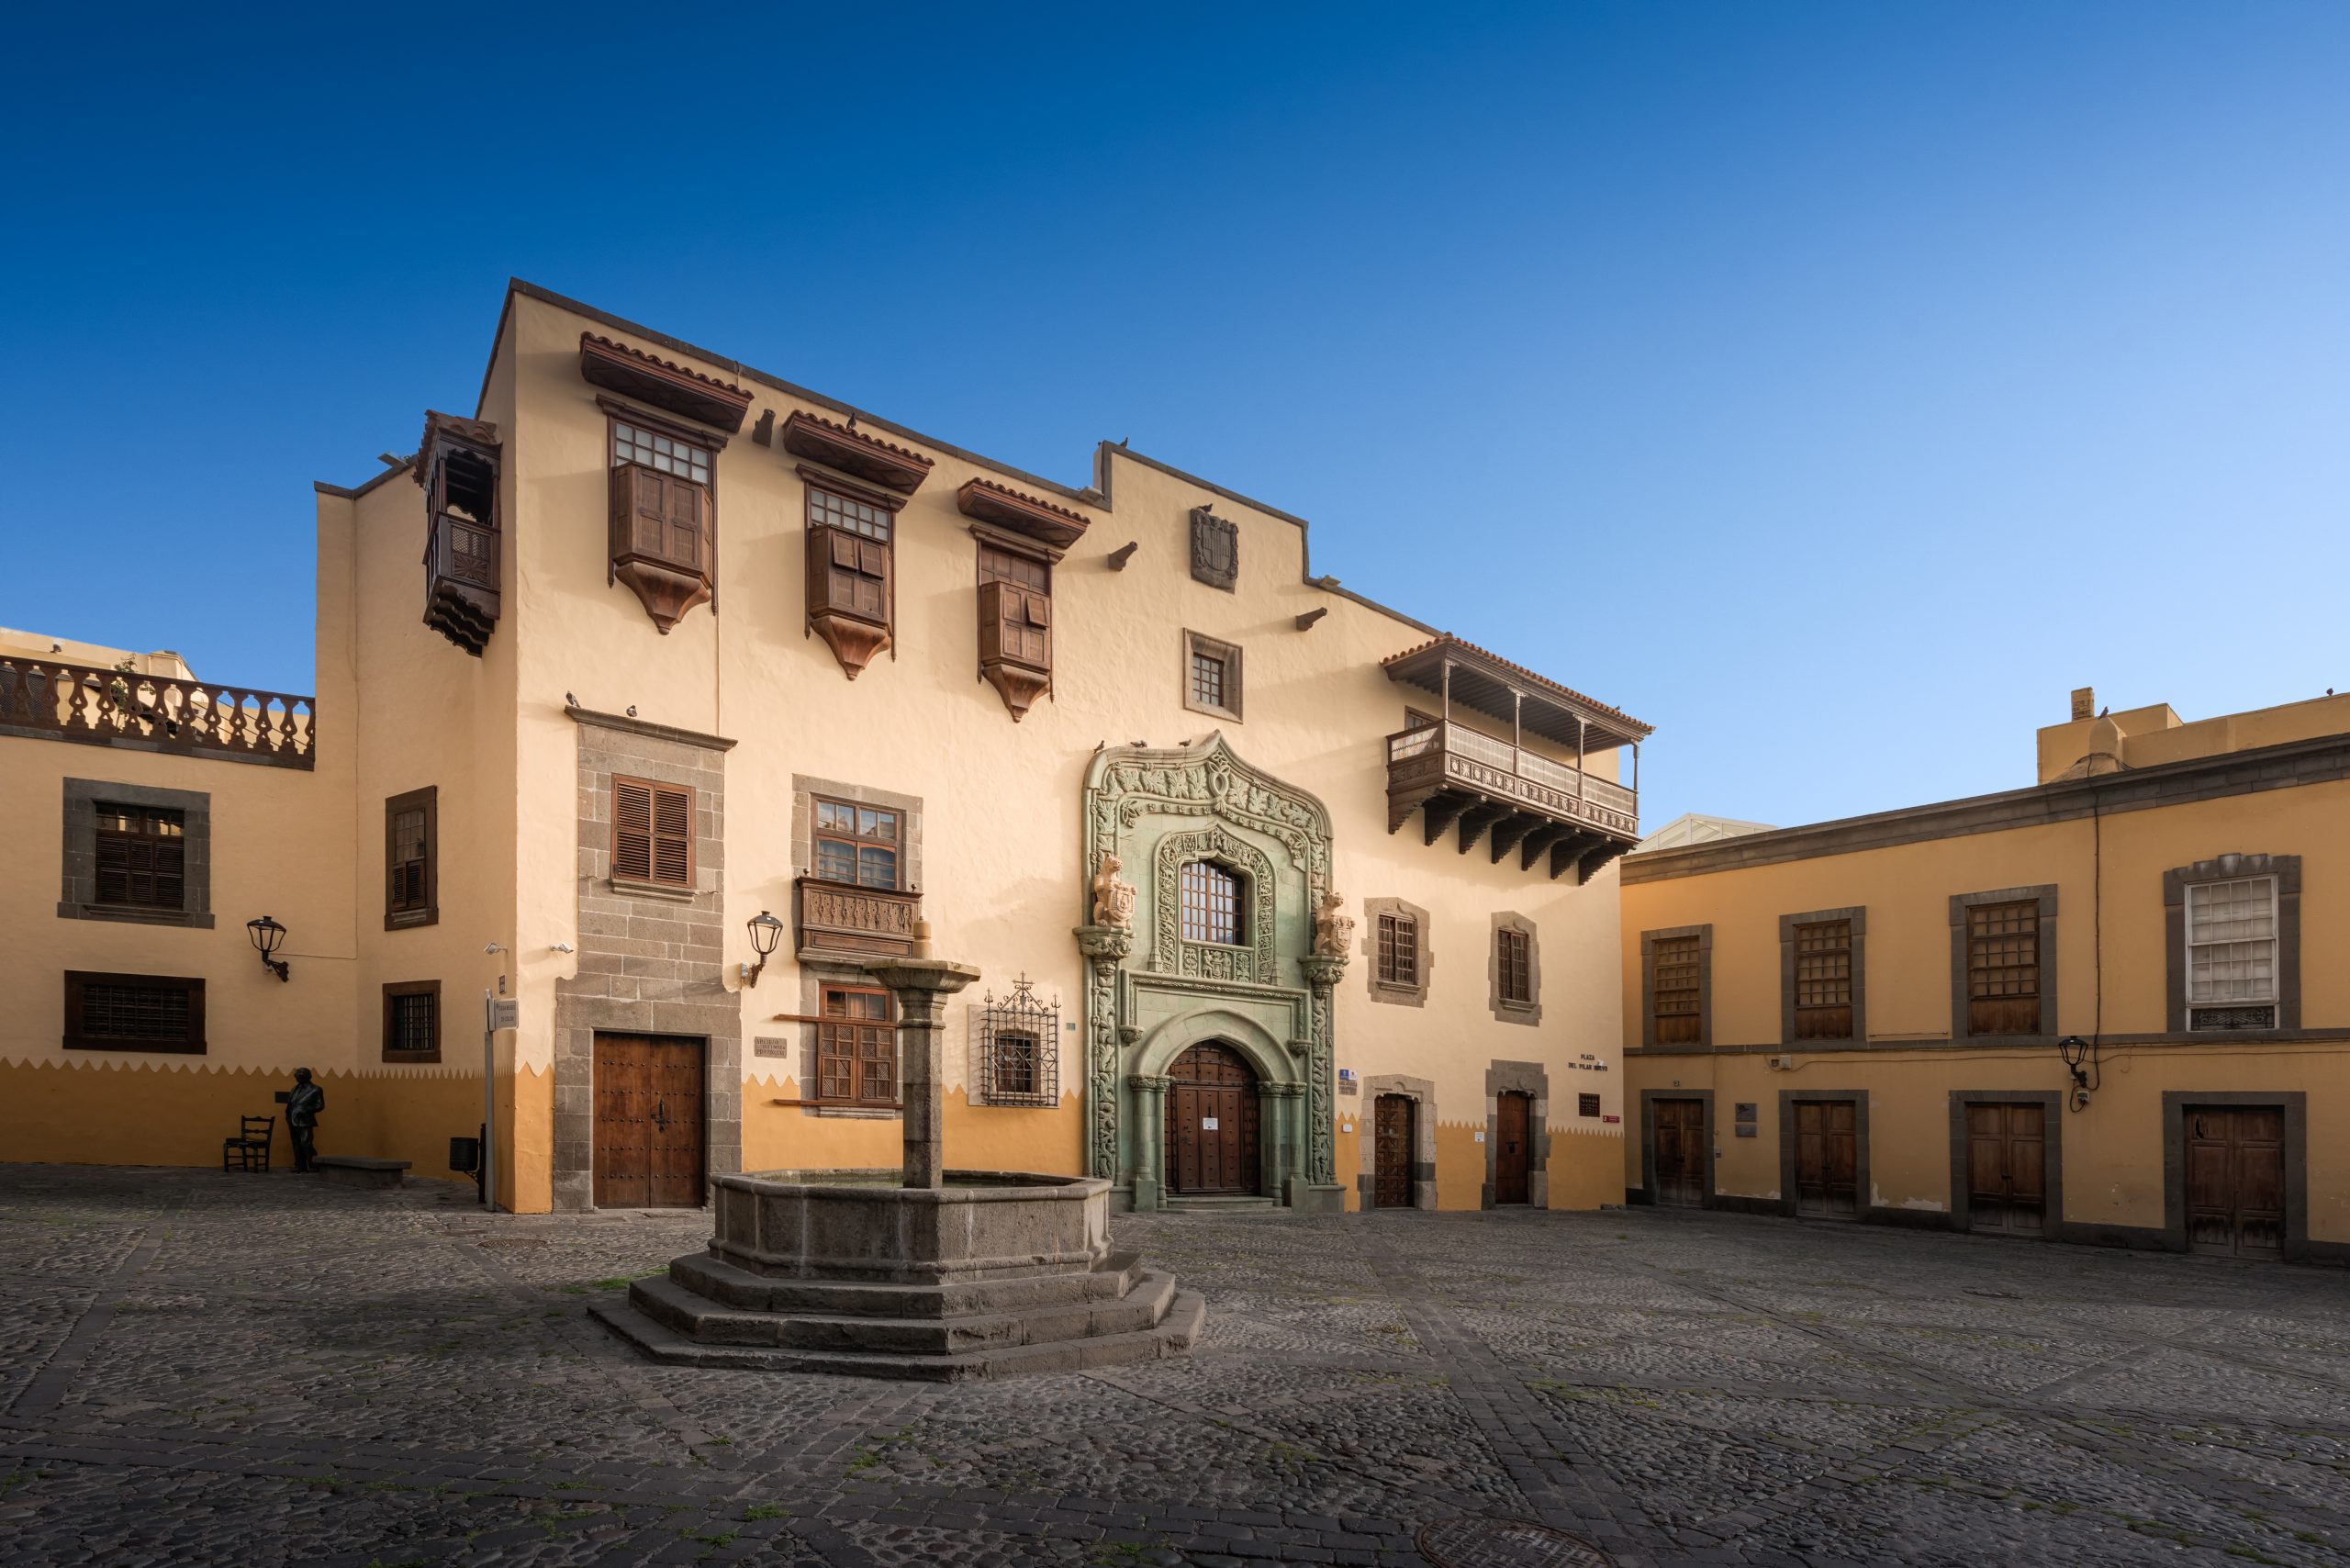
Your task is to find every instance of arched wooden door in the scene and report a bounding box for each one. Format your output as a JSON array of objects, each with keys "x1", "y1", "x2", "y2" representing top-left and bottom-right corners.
[
  {"x1": 1165, "y1": 1042, "x2": 1260, "y2": 1195},
  {"x1": 1373, "y1": 1093, "x2": 1416, "y2": 1208},
  {"x1": 1494, "y1": 1091, "x2": 1532, "y2": 1205}
]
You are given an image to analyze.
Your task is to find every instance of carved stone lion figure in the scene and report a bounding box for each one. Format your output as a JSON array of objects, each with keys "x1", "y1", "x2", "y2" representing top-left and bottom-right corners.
[
  {"x1": 1091, "y1": 853, "x2": 1137, "y2": 929},
  {"x1": 1313, "y1": 890, "x2": 1355, "y2": 958}
]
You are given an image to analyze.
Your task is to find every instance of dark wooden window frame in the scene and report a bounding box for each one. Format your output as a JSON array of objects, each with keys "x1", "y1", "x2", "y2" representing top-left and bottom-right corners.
[
  {"x1": 63, "y1": 970, "x2": 206, "y2": 1055},
  {"x1": 1949, "y1": 886, "x2": 2058, "y2": 1043},
  {"x1": 385, "y1": 785, "x2": 439, "y2": 930},
  {"x1": 604, "y1": 399, "x2": 724, "y2": 630},
  {"x1": 1496, "y1": 927, "x2": 1532, "y2": 1005},
  {"x1": 1776, "y1": 1089, "x2": 1870, "y2": 1221},
  {"x1": 815, "y1": 983, "x2": 899, "y2": 1108},
  {"x1": 1639, "y1": 924, "x2": 1712, "y2": 1048},
  {"x1": 92, "y1": 800, "x2": 187, "y2": 913},
  {"x1": 612, "y1": 775, "x2": 696, "y2": 890},
  {"x1": 2164, "y1": 855, "x2": 2300, "y2": 1035},
  {"x1": 811, "y1": 794, "x2": 905, "y2": 891},
  {"x1": 1362, "y1": 896, "x2": 1432, "y2": 1007},
  {"x1": 382, "y1": 979, "x2": 442, "y2": 1063},
  {"x1": 1181, "y1": 629, "x2": 1243, "y2": 723},
  {"x1": 59, "y1": 778, "x2": 212, "y2": 929},
  {"x1": 1377, "y1": 910, "x2": 1421, "y2": 989},
  {"x1": 1780, "y1": 906, "x2": 1865, "y2": 1044},
  {"x1": 1489, "y1": 913, "x2": 1542, "y2": 1025}
]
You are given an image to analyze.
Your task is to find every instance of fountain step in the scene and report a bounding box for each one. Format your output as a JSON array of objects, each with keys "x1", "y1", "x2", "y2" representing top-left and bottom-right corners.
[
  {"x1": 590, "y1": 1286, "x2": 1206, "y2": 1382},
  {"x1": 1161, "y1": 1196, "x2": 1281, "y2": 1214},
  {"x1": 630, "y1": 1268, "x2": 1179, "y2": 1355},
  {"x1": 671, "y1": 1249, "x2": 1145, "y2": 1318}
]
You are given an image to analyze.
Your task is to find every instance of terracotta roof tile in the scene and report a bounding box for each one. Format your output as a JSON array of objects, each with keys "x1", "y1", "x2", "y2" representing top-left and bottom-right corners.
[
  {"x1": 1382, "y1": 633, "x2": 1651, "y2": 735},
  {"x1": 581, "y1": 333, "x2": 752, "y2": 404}
]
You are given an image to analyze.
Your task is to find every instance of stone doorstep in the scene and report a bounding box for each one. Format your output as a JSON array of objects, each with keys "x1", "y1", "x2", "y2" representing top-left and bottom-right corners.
[
  {"x1": 312, "y1": 1157, "x2": 410, "y2": 1191},
  {"x1": 629, "y1": 1269, "x2": 1180, "y2": 1355},
  {"x1": 588, "y1": 1288, "x2": 1205, "y2": 1382},
  {"x1": 669, "y1": 1249, "x2": 1145, "y2": 1318}
]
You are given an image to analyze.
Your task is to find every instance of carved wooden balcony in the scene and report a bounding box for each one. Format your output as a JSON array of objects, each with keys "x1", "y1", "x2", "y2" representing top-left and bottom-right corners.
[
  {"x1": 0, "y1": 657, "x2": 316, "y2": 770},
  {"x1": 795, "y1": 877, "x2": 922, "y2": 961},
  {"x1": 1386, "y1": 722, "x2": 1637, "y2": 882}
]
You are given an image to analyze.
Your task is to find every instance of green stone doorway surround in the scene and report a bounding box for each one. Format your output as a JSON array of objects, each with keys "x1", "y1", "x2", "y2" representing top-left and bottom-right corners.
[{"x1": 1077, "y1": 735, "x2": 1346, "y2": 1214}]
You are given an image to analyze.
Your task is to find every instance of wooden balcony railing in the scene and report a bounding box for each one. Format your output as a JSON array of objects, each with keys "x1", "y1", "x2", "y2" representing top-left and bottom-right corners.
[
  {"x1": 795, "y1": 877, "x2": 922, "y2": 960},
  {"x1": 0, "y1": 656, "x2": 317, "y2": 770},
  {"x1": 1387, "y1": 720, "x2": 1638, "y2": 840}
]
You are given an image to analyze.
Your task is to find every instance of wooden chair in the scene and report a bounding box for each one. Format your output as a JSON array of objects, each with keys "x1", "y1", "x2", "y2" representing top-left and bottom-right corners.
[{"x1": 223, "y1": 1115, "x2": 274, "y2": 1173}]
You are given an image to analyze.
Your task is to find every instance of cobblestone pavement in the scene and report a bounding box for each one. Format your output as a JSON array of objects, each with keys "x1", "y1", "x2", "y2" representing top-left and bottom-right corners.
[{"x1": 3, "y1": 1167, "x2": 2347, "y2": 1567}]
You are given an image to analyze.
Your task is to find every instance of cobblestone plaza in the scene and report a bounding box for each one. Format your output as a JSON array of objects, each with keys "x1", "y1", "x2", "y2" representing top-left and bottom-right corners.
[{"x1": 4, "y1": 1167, "x2": 2345, "y2": 1566}]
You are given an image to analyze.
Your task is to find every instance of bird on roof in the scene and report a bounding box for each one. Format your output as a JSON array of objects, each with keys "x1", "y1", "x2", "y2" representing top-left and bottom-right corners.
[
  {"x1": 565, "y1": 692, "x2": 579, "y2": 709},
  {"x1": 2098, "y1": 706, "x2": 2109, "y2": 717}
]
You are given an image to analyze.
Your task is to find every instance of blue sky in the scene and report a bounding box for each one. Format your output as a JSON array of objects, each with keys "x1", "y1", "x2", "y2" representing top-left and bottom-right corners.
[{"x1": 5, "y1": 3, "x2": 2344, "y2": 830}]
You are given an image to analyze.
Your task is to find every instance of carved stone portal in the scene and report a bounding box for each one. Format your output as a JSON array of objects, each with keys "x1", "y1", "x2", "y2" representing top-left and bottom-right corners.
[{"x1": 1077, "y1": 734, "x2": 1342, "y2": 1213}]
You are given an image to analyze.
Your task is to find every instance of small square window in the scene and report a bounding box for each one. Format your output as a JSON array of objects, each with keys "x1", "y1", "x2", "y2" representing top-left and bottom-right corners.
[{"x1": 1181, "y1": 630, "x2": 1243, "y2": 722}]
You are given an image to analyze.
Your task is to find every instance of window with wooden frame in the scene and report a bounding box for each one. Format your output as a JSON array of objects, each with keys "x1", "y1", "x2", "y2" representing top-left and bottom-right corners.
[
  {"x1": 1578, "y1": 1092, "x2": 1602, "y2": 1118},
  {"x1": 607, "y1": 408, "x2": 718, "y2": 633},
  {"x1": 1182, "y1": 630, "x2": 1242, "y2": 722},
  {"x1": 385, "y1": 786, "x2": 437, "y2": 929},
  {"x1": 817, "y1": 985, "x2": 897, "y2": 1105},
  {"x1": 812, "y1": 798, "x2": 901, "y2": 889},
  {"x1": 1792, "y1": 919, "x2": 1853, "y2": 1040},
  {"x1": 612, "y1": 777, "x2": 694, "y2": 889},
  {"x1": 1651, "y1": 933, "x2": 1702, "y2": 1044},
  {"x1": 1496, "y1": 927, "x2": 1533, "y2": 1006},
  {"x1": 804, "y1": 475, "x2": 897, "y2": 678},
  {"x1": 2186, "y1": 876, "x2": 2278, "y2": 1029},
  {"x1": 64, "y1": 971, "x2": 205, "y2": 1055},
  {"x1": 1377, "y1": 912, "x2": 1420, "y2": 988},
  {"x1": 976, "y1": 541, "x2": 1053, "y2": 719},
  {"x1": 1180, "y1": 861, "x2": 1244, "y2": 946},
  {"x1": 382, "y1": 980, "x2": 442, "y2": 1063},
  {"x1": 1966, "y1": 901, "x2": 2041, "y2": 1035},
  {"x1": 93, "y1": 803, "x2": 185, "y2": 912}
]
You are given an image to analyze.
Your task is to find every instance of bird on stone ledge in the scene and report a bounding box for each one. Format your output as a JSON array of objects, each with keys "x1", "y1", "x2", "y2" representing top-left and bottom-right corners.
[
  {"x1": 565, "y1": 692, "x2": 579, "y2": 709},
  {"x1": 626, "y1": 705, "x2": 639, "y2": 718}
]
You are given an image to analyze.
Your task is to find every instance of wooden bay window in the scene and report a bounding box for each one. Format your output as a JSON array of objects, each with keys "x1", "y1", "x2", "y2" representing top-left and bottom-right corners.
[
  {"x1": 606, "y1": 407, "x2": 720, "y2": 634},
  {"x1": 803, "y1": 474, "x2": 896, "y2": 678}
]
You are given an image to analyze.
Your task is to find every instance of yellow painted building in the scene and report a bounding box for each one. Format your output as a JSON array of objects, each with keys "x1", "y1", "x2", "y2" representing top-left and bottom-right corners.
[
  {"x1": 1, "y1": 281, "x2": 1646, "y2": 1215},
  {"x1": 1621, "y1": 685, "x2": 2350, "y2": 1263}
]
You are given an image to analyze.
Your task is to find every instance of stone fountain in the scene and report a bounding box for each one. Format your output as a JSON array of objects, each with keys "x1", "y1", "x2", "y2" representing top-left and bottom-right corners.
[{"x1": 593, "y1": 928, "x2": 1203, "y2": 1380}]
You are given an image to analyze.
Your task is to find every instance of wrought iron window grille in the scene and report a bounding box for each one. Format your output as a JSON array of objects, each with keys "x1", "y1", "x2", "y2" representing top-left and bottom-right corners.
[{"x1": 976, "y1": 974, "x2": 1061, "y2": 1106}]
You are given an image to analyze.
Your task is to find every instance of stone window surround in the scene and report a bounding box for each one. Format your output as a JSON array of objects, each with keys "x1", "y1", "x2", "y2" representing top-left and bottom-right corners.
[
  {"x1": 58, "y1": 778, "x2": 214, "y2": 929},
  {"x1": 789, "y1": 773, "x2": 924, "y2": 1115},
  {"x1": 1775, "y1": 1089, "x2": 1870, "y2": 1221},
  {"x1": 1635, "y1": 1087, "x2": 1715, "y2": 1208},
  {"x1": 1356, "y1": 1072, "x2": 1438, "y2": 1210},
  {"x1": 1948, "y1": 885, "x2": 2059, "y2": 1045},
  {"x1": 1360, "y1": 896, "x2": 1431, "y2": 1007},
  {"x1": 2164, "y1": 855, "x2": 2301, "y2": 1035},
  {"x1": 1780, "y1": 906, "x2": 1866, "y2": 1046},
  {"x1": 1639, "y1": 924, "x2": 1710, "y2": 1048},
  {"x1": 553, "y1": 707, "x2": 740, "y2": 1214},
  {"x1": 1181, "y1": 629, "x2": 1243, "y2": 723},
  {"x1": 1481, "y1": 1059, "x2": 1550, "y2": 1209},
  {"x1": 1487, "y1": 912, "x2": 1542, "y2": 1025},
  {"x1": 1944, "y1": 1089, "x2": 2065, "y2": 1237}
]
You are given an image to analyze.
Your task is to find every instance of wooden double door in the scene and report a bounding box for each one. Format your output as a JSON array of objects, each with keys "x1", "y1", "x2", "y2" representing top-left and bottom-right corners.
[
  {"x1": 1792, "y1": 1099, "x2": 1859, "y2": 1219},
  {"x1": 2185, "y1": 1104, "x2": 2286, "y2": 1258},
  {"x1": 1650, "y1": 1097, "x2": 1707, "y2": 1207},
  {"x1": 1964, "y1": 1102, "x2": 2046, "y2": 1234},
  {"x1": 1166, "y1": 1042, "x2": 1259, "y2": 1196},
  {"x1": 1372, "y1": 1093, "x2": 1416, "y2": 1209},
  {"x1": 593, "y1": 1033, "x2": 706, "y2": 1209}
]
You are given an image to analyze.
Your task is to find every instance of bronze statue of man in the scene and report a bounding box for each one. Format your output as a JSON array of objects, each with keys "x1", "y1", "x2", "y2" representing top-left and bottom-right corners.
[{"x1": 286, "y1": 1068, "x2": 326, "y2": 1172}]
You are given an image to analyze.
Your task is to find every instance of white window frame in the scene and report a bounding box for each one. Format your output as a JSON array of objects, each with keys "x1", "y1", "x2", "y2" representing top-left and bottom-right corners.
[{"x1": 2185, "y1": 874, "x2": 2279, "y2": 1016}]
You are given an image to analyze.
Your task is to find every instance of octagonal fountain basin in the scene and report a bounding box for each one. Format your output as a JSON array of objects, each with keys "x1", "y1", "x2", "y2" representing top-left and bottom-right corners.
[
  {"x1": 711, "y1": 1169, "x2": 1112, "y2": 1285},
  {"x1": 593, "y1": 1169, "x2": 1202, "y2": 1380}
]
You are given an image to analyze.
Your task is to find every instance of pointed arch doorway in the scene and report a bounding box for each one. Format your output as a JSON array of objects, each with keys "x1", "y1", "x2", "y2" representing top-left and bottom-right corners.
[{"x1": 1165, "y1": 1042, "x2": 1261, "y2": 1195}]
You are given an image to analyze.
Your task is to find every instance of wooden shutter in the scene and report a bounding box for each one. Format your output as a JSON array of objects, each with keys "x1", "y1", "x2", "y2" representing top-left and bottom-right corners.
[
  {"x1": 665, "y1": 475, "x2": 704, "y2": 568},
  {"x1": 979, "y1": 579, "x2": 1052, "y2": 670},
  {"x1": 651, "y1": 785, "x2": 691, "y2": 885},
  {"x1": 613, "y1": 779, "x2": 653, "y2": 881}
]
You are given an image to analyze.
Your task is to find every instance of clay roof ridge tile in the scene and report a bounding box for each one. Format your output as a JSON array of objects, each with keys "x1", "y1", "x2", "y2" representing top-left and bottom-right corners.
[{"x1": 581, "y1": 331, "x2": 751, "y2": 400}]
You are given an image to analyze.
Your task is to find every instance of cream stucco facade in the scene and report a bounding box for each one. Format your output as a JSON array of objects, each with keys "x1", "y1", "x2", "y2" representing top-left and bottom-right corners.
[{"x1": 1, "y1": 282, "x2": 1642, "y2": 1215}]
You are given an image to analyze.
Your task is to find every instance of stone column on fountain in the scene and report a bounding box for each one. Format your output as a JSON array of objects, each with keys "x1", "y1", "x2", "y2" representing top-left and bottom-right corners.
[{"x1": 863, "y1": 922, "x2": 980, "y2": 1191}]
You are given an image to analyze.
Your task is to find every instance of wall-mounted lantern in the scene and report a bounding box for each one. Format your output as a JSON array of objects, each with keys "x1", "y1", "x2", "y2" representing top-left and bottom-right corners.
[
  {"x1": 742, "y1": 910, "x2": 785, "y2": 986},
  {"x1": 2058, "y1": 1034, "x2": 2098, "y2": 1111},
  {"x1": 247, "y1": 915, "x2": 290, "y2": 982}
]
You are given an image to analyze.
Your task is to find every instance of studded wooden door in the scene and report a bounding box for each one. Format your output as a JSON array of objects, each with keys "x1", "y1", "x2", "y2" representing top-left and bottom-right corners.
[
  {"x1": 1494, "y1": 1091, "x2": 1531, "y2": 1205},
  {"x1": 1373, "y1": 1093, "x2": 1416, "y2": 1209},
  {"x1": 1964, "y1": 1102, "x2": 2046, "y2": 1234},
  {"x1": 1794, "y1": 1099, "x2": 1859, "y2": 1218},
  {"x1": 1166, "y1": 1042, "x2": 1259, "y2": 1196},
  {"x1": 1651, "y1": 1097, "x2": 1707, "y2": 1207},
  {"x1": 2184, "y1": 1105, "x2": 2285, "y2": 1258},
  {"x1": 592, "y1": 1034, "x2": 706, "y2": 1209}
]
